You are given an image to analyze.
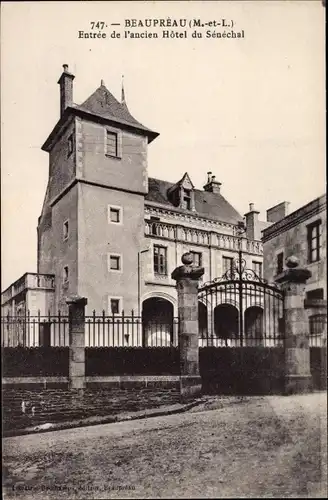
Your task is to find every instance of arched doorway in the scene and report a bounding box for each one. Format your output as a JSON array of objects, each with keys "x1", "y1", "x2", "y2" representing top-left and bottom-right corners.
[
  {"x1": 142, "y1": 298, "x2": 174, "y2": 347},
  {"x1": 214, "y1": 304, "x2": 239, "y2": 346},
  {"x1": 245, "y1": 306, "x2": 264, "y2": 346},
  {"x1": 198, "y1": 302, "x2": 208, "y2": 339}
]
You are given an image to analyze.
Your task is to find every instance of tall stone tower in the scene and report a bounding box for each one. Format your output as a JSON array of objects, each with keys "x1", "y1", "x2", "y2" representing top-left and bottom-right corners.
[{"x1": 37, "y1": 65, "x2": 159, "y2": 312}]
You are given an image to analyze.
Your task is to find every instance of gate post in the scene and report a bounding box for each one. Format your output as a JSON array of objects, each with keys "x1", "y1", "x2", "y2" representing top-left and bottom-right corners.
[
  {"x1": 66, "y1": 296, "x2": 87, "y2": 389},
  {"x1": 275, "y1": 256, "x2": 312, "y2": 394},
  {"x1": 172, "y1": 253, "x2": 204, "y2": 401}
]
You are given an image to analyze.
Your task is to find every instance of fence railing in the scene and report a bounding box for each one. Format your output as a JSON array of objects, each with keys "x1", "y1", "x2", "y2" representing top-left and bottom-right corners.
[
  {"x1": 85, "y1": 311, "x2": 179, "y2": 347},
  {"x1": 1, "y1": 311, "x2": 69, "y2": 347},
  {"x1": 1, "y1": 311, "x2": 179, "y2": 348},
  {"x1": 2, "y1": 310, "x2": 326, "y2": 348}
]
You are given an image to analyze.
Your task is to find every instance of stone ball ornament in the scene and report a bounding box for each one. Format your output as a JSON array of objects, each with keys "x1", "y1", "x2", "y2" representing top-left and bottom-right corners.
[
  {"x1": 275, "y1": 254, "x2": 312, "y2": 284},
  {"x1": 171, "y1": 252, "x2": 205, "y2": 281},
  {"x1": 286, "y1": 256, "x2": 300, "y2": 268},
  {"x1": 181, "y1": 252, "x2": 194, "y2": 265}
]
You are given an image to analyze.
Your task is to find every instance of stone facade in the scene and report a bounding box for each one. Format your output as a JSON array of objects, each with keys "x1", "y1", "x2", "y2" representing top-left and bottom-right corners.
[{"x1": 262, "y1": 195, "x2": 327, "y2": 346}]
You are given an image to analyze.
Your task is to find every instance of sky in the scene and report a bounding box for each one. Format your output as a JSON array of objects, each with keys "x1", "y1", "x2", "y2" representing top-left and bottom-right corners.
[{"x1": 1, "y1": 1, "x2": 326, "y2": 291}]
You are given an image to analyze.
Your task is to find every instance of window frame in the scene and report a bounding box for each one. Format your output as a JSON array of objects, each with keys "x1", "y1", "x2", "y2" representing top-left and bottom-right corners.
[
  {"x1": 307, "y1": 220, "x2": 321, "y2": 263},
  {"x1": 309, "y1": 314, "x2": 327, "y2": 336},
  {"x1": 104, "y1": 126, "x2": 122, "y2": 159},
  {"x1": 276, "y1": 252, "x2": 284, "y2": 275},
  {"x1": 252, "y1": 260, "x2": 263, "y2": 278},
  {"x1": 108, "y1": 205, "x2": 123, "y2": 225},
  {"x1": 189, "y1": 251, "x2": 202, "y2": 267},
  {"x1": 222, "y1": 256, "x2": 234, "y2": 275},
  {"x1": 108, "y1": 296, "x2": 123, "y2": 315},
  {"x1": 182, "y1": 189, "x2": 192, "y2": 210},
  {"x1": 108, "y1": 253, "x2": 123, "y2": 273},
  {"x1": 63, "y1": 265, "x2": 69, "y2": 284},
  {"x1": 63, "y1": 220, "x2": 69, "y2": 241},
  {"x1": 67, "y1": 133, "x2": 74, "y2": 158},
  {"x1": 306, "y1": 288, "x2": 324, "y2": 301},
  {"x1": 153, "y1": 245, "x2": 168, "y2": 276}
]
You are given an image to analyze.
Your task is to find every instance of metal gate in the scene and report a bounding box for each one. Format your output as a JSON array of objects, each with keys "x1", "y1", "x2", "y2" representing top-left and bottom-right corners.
[{"x1": 198, "y1": 257, "x2": 284, "y2": 347}]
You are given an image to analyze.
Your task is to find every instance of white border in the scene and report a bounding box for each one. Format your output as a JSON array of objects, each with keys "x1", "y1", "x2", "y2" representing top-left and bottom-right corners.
[
  {"x1": 107, "y1": 253, "x2": 123, "y2": 273},
  {"x1": 107, "y1": 205, "x2": 123, "y2": 225}
]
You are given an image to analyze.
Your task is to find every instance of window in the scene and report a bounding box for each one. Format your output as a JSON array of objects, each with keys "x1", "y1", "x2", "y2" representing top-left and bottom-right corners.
[
  {"x1": 63, "y1": 220, "x2": 69, "y2": 240},
  {"x1": 68, "y1": 133, "x2": 74, "y2": 157},
  {"x1": 108, "y1": 254, "x2": 121, "y2": 271},
  {"x1": 106, "y1": 130, "x2": 118, "y2": 157},
  {"x1": 276, "y1": 252, "x2": 284, "y2": 274},
  {"x1": 190, "y1": 251, "x2": 202, "y2": 267},
  {"x1": 252, "y1": 261, "x2": 262, "y2": 278},
  {"x1": 222, "y1": 256, "x2": 234, "y2": 275},
  {"x1": 154, "y1": 245, "x2": 167, "y2": 275},
  {"x1": 63, "y1": 266, "x2": 69, "y2": 283},
  {"x1": 307, "y1": 220, "x2": 321, "y2": 263},
  {"x1": 109, "y1": 298, "x2": 121, "y2": 314},
  {"x1": 110, "y1": 208, "x2": 120, "y2": 223},
  {"x1": 306, "y1": 289, "x2": 324, "y2": 301},
  {"x1": 309, "y1": 315, "x2": 327, "y2": 336},
  {"x1": 150, "y1": 216, "x2": 160, "y2": 235},
  {"x1": 181, "y1": 189, "x2": 191, "y2": 210},
  {"x1": 108, "y1": 206, "x2": 122, "y2": 224}
]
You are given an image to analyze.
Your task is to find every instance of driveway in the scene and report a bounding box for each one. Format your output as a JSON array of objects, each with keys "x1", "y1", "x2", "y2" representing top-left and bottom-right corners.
[{"x1": 3, "y1": 393, "x2": 327, "y2": 499}]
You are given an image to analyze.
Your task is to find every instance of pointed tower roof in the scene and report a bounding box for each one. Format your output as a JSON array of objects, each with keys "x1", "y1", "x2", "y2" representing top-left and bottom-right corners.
[
  {"x1": 77, "y1": 81, "x2": 156, "y2": 138},
  {"x1": 42, "y1": 68, "x2": 159, "y2": 152}
]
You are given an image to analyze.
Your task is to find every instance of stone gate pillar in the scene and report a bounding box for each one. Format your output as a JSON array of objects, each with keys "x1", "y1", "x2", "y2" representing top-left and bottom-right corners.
[
  {"x1": 172, "y1": 253, "x2": 205, "y2": 401},
  {"x1": 67, "y1": 296, "x2": 87, "y2": 390},
  {"x1": 276, "y1": 256, "x2": 312, "y2": 394}
]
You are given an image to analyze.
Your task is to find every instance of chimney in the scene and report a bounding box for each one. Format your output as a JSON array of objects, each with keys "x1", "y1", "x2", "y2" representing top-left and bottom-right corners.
[
  {"x1": 57, "y1": 64, "x2": 75, "y2": 117},
  {"x1": 203, "y1": 172, "x2": 222, "y2": 194},
  {"x1": 266, "y1": 201, "x2": 290, "y2": 223},
  {"x1": 244, "y1": 203, "x2": 261, "y2": 240}
]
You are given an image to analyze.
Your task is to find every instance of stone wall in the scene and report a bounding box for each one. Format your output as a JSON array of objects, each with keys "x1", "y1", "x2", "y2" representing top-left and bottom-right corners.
[{"x1": 2, "y1": 385, "x2": 180, "y2": 432}]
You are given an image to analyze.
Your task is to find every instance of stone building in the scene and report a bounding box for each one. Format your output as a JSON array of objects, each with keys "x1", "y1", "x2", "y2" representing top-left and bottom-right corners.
[
  {"x1": 2, "y1": 65, "x2": 276, "y2": 346},
  {"x1": 262, "y1": 195, "x2": 327, "y2": 346}
]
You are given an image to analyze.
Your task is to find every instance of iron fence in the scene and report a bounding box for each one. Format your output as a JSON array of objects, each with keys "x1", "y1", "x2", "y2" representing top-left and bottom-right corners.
[
  {"x1": 85, "y1": 311, "x2": 179, "y2": 347},
  {"x1": 198, "y1": 257, "x2": 285, "y2": 348},
  {"x1": 1, "y1": 311, "x2": 69, "y2": 347},
  {"x1": 2, "y1": 308, "x2": 325, "y2": 349}
]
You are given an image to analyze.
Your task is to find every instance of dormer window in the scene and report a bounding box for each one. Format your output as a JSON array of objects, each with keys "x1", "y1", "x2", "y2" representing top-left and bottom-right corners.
[
  {"x1": 182, "y1": 189, "x2": 191, "y2": 210},
  {"x1": 167, "y1": 172, "x2": 195, "y2": 211}
]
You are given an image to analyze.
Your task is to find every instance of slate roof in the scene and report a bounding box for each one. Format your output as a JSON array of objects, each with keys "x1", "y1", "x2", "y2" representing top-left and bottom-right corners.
[
  {"x1": 79, "y1": 83, "x2": 156, "y2": 137},
  {"x1": 146, "y1": 177, "x2": 243, "y2": 225}
]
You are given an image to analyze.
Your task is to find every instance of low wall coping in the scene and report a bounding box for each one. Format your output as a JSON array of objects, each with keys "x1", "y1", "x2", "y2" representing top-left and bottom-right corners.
[
  {"x1": 2, "y1": 377, "x2": 69, "y2": 384},
  {"x1": 2, "y1": 375, "x2": 180, "y2": 385}
]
